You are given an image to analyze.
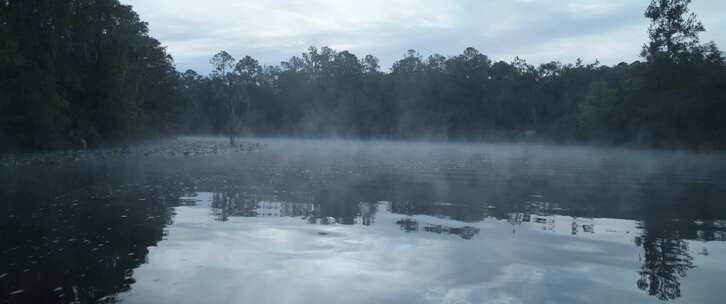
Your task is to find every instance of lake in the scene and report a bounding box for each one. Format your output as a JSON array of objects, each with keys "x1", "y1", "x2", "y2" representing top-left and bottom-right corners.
[{"x1": 2, "y1": 138, "x2": 726, "y2": 303}]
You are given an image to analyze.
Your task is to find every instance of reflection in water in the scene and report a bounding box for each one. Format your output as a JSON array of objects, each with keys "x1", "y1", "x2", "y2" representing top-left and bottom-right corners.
[
  {"x1": 198, "y1": 186, "x2": 726, "y2": 303},
  {"x1": 423, "y1": 224, "x2": 480, "y2": 240},
  {"x1": 633, "y1": 218, "x2": 726, "y2": 301},
  {"x1": 636, "y1": 235, "x2": 694, "y2": 301},
  {"x1": 5, "y1": 188, "x2": 723, "y2": 303},
  {"x1": 394, "y1": 218, "x2": 480, "y2": 239},
  {"x1": 209, "y1": 191, "x2": 379, "y2": 226},
  {"x1": 2, "y1": 139, "x2": 726, "y2": 303},
  {"x1": 0, "y1": 182, "x2": 181, "y2": 303},
  {"x1": 174, "y1": 180, "x2": 724, "y2": 303},
  {"x1": 117, "y1": 191, "x2": 726, "y2": 304}
]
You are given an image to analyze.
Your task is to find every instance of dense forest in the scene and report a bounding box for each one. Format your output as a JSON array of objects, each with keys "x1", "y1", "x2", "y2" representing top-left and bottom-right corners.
[{"x1": 1, "y1": 0, "x2": 725, "y2": 150}]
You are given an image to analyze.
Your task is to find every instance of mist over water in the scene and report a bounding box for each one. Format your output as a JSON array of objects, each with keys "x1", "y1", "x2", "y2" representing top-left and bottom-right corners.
[
  {"x1": 2, "y1": 138, "x2": 726, "y2": 303},
  {"x1": 3, "y1": 0, "x2": 726, "y2": 302}
]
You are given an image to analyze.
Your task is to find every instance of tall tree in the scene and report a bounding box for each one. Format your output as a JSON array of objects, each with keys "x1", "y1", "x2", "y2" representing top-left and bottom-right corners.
[
  {"x1": 0, "y1": 0, "x2": 186, "y2": 150},
  {"x1": 210, "y1": 50, "x2": 235, "y2": 78},
  {"x1": 210, "y1": 50, "x2": 246, "y2": 146},
  {"x1": 642, "y1": 0, "x2": 705, "y2": 62}
]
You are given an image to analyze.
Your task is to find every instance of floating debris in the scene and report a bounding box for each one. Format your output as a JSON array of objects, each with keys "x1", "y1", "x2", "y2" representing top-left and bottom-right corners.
[
  {"x1": 9, "y1": 289, "x2": 25, "y2": 296},
  {"x1": 0, "y1": 138, "x2": 266, "y2": 167}
]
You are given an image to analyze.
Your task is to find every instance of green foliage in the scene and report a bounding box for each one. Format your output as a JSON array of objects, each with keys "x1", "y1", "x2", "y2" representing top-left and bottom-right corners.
[
  {"x1": 182, "y1": 37, "x2": 725, "y2": 148},
  {"x1": 0, "y1": 0, "x2": 185, "y2": 150},
  {"x1": 642, "y1": 0, "x2": 704, "y2": 63},
  {"x1": 2, "y1": 0, "x2": 725, "y2": 150}
]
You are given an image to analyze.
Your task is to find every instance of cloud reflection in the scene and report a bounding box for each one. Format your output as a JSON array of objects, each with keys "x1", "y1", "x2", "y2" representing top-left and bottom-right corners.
[{"x1": 117, "y1": 191, "x2": 725, "y2": 304}]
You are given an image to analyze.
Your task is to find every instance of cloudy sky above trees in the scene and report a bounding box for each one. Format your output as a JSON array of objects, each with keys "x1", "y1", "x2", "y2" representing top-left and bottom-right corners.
[{"x1": 123, "y1": 0, "x2": 726, "y2": 73}]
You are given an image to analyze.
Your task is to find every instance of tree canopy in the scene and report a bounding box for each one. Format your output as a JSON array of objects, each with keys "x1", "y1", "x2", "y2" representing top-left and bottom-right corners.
[{"x1": 1, "y1": 0, "x2": 725, "y2": 150}]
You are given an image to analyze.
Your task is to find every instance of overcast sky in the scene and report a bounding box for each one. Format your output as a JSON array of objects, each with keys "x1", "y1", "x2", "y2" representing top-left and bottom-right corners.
[{"x1": 122, "y1": 0, "x2": 726, "y2": 74}]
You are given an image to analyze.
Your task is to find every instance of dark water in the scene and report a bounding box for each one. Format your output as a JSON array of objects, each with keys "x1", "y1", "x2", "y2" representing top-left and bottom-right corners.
[{"x1": 2, "y1": 138, "x2": 726, "y2": 303}]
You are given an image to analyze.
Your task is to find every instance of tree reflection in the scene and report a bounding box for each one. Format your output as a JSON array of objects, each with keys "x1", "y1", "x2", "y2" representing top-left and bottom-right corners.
[
  {"x1": 396, "y1": 218, "x2": 419, "y2": 232},
  {"x1": 359, "y1": 202, "x2": 377, "y2": 226},
  {"x1": 395, "y1": 218, "x2": 480, "y2": 239},
  {"x1": 211, "y1": 192, "x2": 271, "y2": 221},
  {"x1": 635, "y1": 233, "x2": 694, "y2": 301},
  {"x1": 0, "y1": 180, "x2": 180, "y2": 304},
  {"x1": 209, "y1": 189, "x2": 378, "y2": 225}
]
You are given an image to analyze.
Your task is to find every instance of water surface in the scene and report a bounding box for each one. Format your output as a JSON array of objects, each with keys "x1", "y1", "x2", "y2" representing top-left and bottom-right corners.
[{"x1": 2, "y1": 138, "x2": 726, "y2": 303}]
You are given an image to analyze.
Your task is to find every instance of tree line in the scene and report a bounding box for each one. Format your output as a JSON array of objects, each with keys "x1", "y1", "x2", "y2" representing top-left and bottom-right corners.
[
  {"x1": 2, "y1": 0, "x2": 725, "y2": 150},
  {"x1": 1, "y1": 0, "x2": 184, "y2": 150}
]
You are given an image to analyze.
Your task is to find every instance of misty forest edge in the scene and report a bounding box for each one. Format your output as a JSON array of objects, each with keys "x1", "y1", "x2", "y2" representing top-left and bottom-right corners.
[{"x1": 1, "y1": 0, "x2": 725, "y2": 151}]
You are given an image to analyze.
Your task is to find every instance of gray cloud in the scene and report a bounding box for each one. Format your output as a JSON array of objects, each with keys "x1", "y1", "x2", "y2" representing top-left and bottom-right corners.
[{"x1": 123, "y1": 0, "x2": 726, "y2": 74}]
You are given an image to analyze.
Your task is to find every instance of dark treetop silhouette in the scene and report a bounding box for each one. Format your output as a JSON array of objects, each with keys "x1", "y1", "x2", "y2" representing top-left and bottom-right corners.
[{"x1": 1, "y1": 0, "x2": 725, "y2": 151}]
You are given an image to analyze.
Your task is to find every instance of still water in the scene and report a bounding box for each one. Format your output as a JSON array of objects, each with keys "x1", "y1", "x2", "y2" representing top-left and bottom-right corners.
[{"x1": 2, "y1": 138, "x2": 726, "y2": 303}]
